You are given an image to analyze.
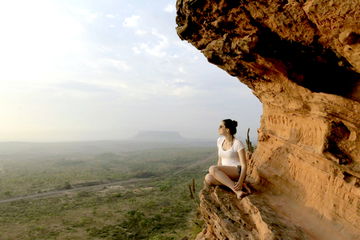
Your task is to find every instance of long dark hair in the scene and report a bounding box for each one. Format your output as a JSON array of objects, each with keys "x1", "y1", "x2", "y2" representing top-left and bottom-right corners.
[{"x1": 222, "y1": 119, "x2": 238, "y2": 136}]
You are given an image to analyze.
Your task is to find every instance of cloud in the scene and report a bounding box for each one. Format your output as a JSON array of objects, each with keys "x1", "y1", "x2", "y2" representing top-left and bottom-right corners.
[
  {"x1": 132, "y1": 29, "x2": 169, "y2": 57},
  {"x1": 164, "y1": 4, "x2": 176, "y2": 13},
  {"x1": 132, "y1": 46, "x2": 141, "y2": 54},
  {"x1": 0, "y1": 1, "x2": 86, "y2": 84},
  {"x1": 81, "y1": 57, "x2": 131, "y2": 75},
  {"x1": 135, "y1": 29, "x2": 147, "y2": 36},
  {"x1": 85, "y1": 79, "x2": 130, "y2": 93},
  {"x1": 173, "y1": 78, "x2": 189, "y2": 86},
  {"x1": 51, "y1": 78, "x2": 131, "y2": 100},
  {"x1": 101, "y1": 58, "x2": 131, "y2": 71},
  {"x1": 157, "y1": 81, "x2": 197, "y2": 98},
  {"x1": 56, "y1": 81, "x2": 115, "y2": 94},
  {"x1": 178, "y1": 66, "x2": 186, "y2": 74},
  {"x1": 123, "y1": 15, "x2": 140, "y2": 28},
  {"x1": 77, "y1": 8, "x2": 100, "y2": 23},
  {"x1": 68, "y1": 78, "x2": 198, "y2": 101},
  {"x1": 105, "y1": 14, "x2": 116, "y2": 19},
  {"x1": 144, "y1": 79, "x2": 197, "y2": 98},
  {"x1": 170, "y1": 86, "x2": 196, "y2": 97}
]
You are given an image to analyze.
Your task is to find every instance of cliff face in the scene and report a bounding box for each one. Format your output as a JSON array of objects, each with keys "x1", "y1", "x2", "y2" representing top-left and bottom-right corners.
[{"x1": 176, "y1": 0, "x2": 360, "y2": 239}]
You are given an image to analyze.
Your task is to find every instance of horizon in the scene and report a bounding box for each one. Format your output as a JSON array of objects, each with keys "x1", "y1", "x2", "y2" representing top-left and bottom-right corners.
[{"x1": 0, "y1": 129, "x2": 258, "y2": 143}]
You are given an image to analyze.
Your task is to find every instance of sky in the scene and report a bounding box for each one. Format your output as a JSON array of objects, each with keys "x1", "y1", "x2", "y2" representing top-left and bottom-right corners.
[{"x1": 0, "y1": 0, "x2": 262, "y2": 142}]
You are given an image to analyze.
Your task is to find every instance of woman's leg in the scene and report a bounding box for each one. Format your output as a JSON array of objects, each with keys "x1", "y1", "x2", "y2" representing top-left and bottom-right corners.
[
  {"x1": 208, "y1": 165, "x2": 244, "y2": 199},
  {"x1": 204, "y1": 173, "x2": 221, "y2": 185}
]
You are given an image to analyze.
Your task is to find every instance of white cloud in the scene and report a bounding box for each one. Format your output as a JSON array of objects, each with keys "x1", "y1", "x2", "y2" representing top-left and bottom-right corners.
[
  {"x1": 178, "y1": 66, "x2": 186, "y2": 74},
  {"x1": 142, "y1": 80, "x2": 197, "y2": 98},
  {"x1": 157, "y1": 82, "x2": 197, "y2": 98},
  {"x1": 101, "y1": 58, "x2": 131, "y2": 71},
  {"x1": 132, "y1": 46, "x2": 141, "y2": 54},
  {"x1": 173, "y1": 78, "x2": 188, "y2": 85},
  {"x1": 86, "y1": 79, "x2": 130, "y2": 91},
  {"x1": 123, "y1": 15, "x2": 140, "y2": 28},
  {"x1": 77, "y1": 8, "x2": 100, "y2": 23},
  {"x1": 135, "y1": 29, "x2": 147, "y2": 36},
  {"x1": 0, "y1": 1, "x2": 86, "y2": 84},
  {"x1": 170, "y1": 86, "x2": 196, "y2": 97},
  {"x1": 81, "y1": 79, "x2": 198, "y2": 101},
  {"x1": 105, "y1": 14, "x2": 116, "y2": 18},
  {"x1": 81, "y1": 57, "x2": 131, "y2": 74},
  {"x1": 133, "y1": 29, "x2": 169, "y2": 57},
  {"x1": 48, "y1": 78, "x2": 131, "y2": 100},
  {"x1": 0, "y1": 1, "x2": 262, "y2": 142},
  {"x1": 174, "y1": 40, "x2": 197, "y2": 52},
  {"x1": 97, "y1": 45, "x2": 113, "y2": 53},
  {"x1": 164, "y1": 4, "x2": 176, "y2": 13}
]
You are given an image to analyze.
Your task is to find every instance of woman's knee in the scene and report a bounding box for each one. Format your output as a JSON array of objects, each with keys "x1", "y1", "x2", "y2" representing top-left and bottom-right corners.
[
  {"x1": 205, "y1": 173, "x2": 221, "y2": 186},
  {"x1": 205, "y1": 173, "x2": 219, "y2": 185},
  {"x1": 204, "y1": 173, "x2": 213, "y2": 185},
  {"x1": 208, "y1": 165, "x2": 218, "y2": 175}
]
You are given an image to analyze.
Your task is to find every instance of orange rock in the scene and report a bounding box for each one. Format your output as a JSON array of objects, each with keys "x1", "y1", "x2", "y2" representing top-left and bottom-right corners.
[{"x1": 176, "y1": 0, "x2": 360, "y2": 238}]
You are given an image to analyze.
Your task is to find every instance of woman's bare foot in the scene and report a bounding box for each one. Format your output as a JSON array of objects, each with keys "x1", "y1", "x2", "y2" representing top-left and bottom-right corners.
[
  {"x1": 234, "y1": 190, "x2": 245, "y2": 199},
  {"x1": 231, "y1": 181, "x2": 244, "y2": 199},
  {"x1": 243, "y1": 182, "x2": 252, "y2": 194}
]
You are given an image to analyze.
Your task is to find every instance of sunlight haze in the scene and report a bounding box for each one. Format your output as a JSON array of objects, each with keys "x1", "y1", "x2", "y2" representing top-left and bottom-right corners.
[{"x1": 0, "y1": 0, "x2": 261, "y2": 142}]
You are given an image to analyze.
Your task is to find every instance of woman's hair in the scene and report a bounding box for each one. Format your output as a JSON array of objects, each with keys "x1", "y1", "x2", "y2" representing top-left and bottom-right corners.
[{"x1": 223, "y1": 119, "x2": 238, "y2": 136}]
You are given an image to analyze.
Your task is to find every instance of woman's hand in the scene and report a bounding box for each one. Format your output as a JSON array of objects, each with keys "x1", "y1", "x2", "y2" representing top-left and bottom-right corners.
[{"x1": 234, "y1": 180, "x2": 243, "y2": 191}]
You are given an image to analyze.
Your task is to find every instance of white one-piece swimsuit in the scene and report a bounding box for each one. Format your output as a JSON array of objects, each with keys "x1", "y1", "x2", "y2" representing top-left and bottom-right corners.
[{"x1": 217, "y1": 136, "x2": 245, "y2": 166}]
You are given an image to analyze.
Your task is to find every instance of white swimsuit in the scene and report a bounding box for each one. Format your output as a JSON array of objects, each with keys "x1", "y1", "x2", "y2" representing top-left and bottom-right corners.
[{"x1": 217, "y1": 136, "x2": 245, "y2": 166}]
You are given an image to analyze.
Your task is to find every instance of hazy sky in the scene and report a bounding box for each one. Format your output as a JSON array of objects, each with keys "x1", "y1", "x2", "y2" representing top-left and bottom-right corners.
[{"x1": 0, "y1": 0, "x2": 262, "y2": 142}]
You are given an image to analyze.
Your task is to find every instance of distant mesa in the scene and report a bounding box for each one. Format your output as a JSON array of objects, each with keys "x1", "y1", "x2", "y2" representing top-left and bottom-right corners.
[{"x1": 130, "y1": 131, "x2": 187, "y2": 142}]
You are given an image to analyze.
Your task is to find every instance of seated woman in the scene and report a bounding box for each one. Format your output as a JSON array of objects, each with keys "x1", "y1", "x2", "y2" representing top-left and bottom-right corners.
[{"x1": 205, "y1": 119, "x2": 248, "y2": 199}]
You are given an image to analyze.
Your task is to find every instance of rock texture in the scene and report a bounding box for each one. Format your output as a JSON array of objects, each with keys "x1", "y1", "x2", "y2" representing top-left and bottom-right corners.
[{"x1": 176, "y1": 0, "x2": 360, "y2": 239}]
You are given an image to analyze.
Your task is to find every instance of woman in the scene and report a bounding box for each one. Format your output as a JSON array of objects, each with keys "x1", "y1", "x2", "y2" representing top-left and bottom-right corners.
[{"x1": 204, "y1": 119, "x2": 247, "y2": 199}]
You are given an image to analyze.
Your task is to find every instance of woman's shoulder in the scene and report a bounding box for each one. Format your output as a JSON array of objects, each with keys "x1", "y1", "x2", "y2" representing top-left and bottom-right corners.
[
  {"x1": 217, "y1": 136, "x2": 224, "y2": 146},
  {"x1": 234, "y1": 137, "x2": 242, "y2": 143},
  {"x1": 234, "y1": 137, "x2": 245, "y2": 150}
]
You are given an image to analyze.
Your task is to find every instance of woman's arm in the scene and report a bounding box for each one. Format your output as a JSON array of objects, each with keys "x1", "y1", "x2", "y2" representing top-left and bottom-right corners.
[
  {"x1": 217, "y1": 156, "x2": 222, "y2": 166},
  {"x1": 234, "y1": 148, "x2": 247, "y2": 190}
]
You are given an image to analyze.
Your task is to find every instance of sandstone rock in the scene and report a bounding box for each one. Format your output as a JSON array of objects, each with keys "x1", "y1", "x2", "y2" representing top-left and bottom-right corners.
[
  {"x1": 196, "y1": 185, "x2": 306, "y2": 240},
  {"x1": 197, "y1": 185, "x2": 360, "y2": 240},
  {"x1": 176, "y1": 0, "x2": 360, "y2": 239}
]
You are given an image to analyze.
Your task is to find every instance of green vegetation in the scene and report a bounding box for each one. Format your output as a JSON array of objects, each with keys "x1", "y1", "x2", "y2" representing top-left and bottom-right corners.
[
  {"x1": 0, "y1": 145, "x2": 214, "y2": 239},
  {"x1": 0, "y1": 147, "x2": 212, "y2": 199}
]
